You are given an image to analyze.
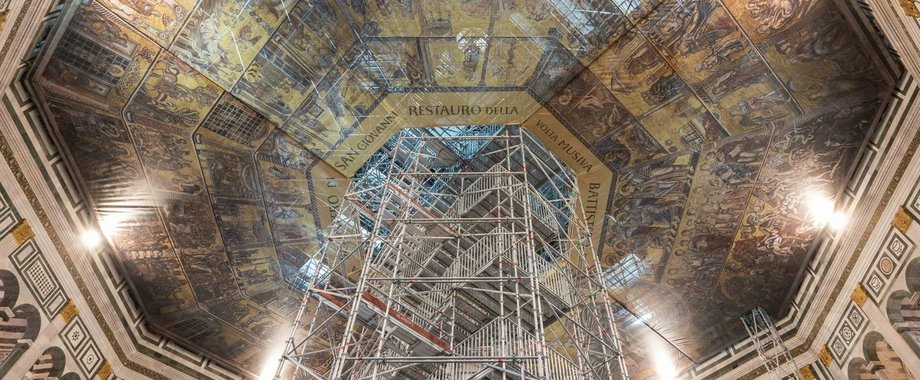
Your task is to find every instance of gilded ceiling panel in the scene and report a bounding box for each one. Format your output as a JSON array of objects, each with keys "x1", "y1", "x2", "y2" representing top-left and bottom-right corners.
[
  {"x1": 419, "y1": 0, "x2": 492, "y2": 36},
  {"x1": 485, "y1": 38, "x2": 544, "y2": 86},
  {"x1": 283, "y1": 92, "x2": 344, "y2": 153},
  {"x1": 347, "y1": 0, "x2": 422, "y2": 36},
  {"x1": 121, "y1": 248, "x2": 198, "y2": 315},
  {"x1": 603, "y1": 152, "x2": 697, "y2": 269},
  {"x1": 754, "y1": 3, "x2": 888, "y2": 113},
  {"x1": 96, "y1": 0, "x2": 195, "y2": 45},
  {"x1": 492, "y1": 0, "x2": 561, "y2": 36},
  {"x1": 214, "y1": 203, "x2": 273, "y2": 249},
  {"x1": 638, "y1": 100, "x2": 717, "y2": 153},
  {"x1": 227, "y1": 247, "x2": 284, "y2": 295},
  {"x1": 171, "y1": 0, "x2": 287, "y2": 89},
  {"x1": 198, "y1": 93, "x2": 275, "y2": 150},
  {"x1": 258, "y1": 129, "x2": 316, "y2": 171},
  {"x1": 642, "y1": 0, "x2": 799, "y2": 134},
  {"x1": 126, "y1": 52, "x2": 222, "y2": 130},
  {"x1": 130, "y1": 125, "x2": 205, "y2": 194},
  {"x1": 48, "y1": 102, "x2": 150, "y2": 201},
  {"x1": 364, "y1": 38, "x2": 428, "y2": 87},
  {"x1": 198, "y1": 145, "x2": 262, "y2": 200},
  {"x1": 28, "y1": 0, "x2": 900, "y2": 375},
  {"x1": 426, "y1": 38, "x2": 489, "y2": 86},
  {"x1": 177, "y1": 245, "x2": 238, "y2": 301},
  {"x1": 329, "y1": 63, "x2": 386, "y2": 117},
  {"x1": 233, "y1": 48, "x2": 315, "y2": 125},
  {"x1": 258, "y1": 160, "x2": 312, "y2": 206},
  {"x1": 557, "y1": 6, "x2": 630, "y2": 64},
  {"x1": 41, "y1": 3, "x2": 158, "y2": 111},
  {"x1": 653, "y1": 130, "x2": 772, "y2": 353},
  {"x1": 717, "y1": 100, "x2": 880, "y2": 308}
]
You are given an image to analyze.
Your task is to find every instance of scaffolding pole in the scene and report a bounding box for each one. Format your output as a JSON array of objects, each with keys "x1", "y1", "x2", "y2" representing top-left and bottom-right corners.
[
  {"x1": 741, "y1": 307, "x2": 797, "y2": 380},
  {"x1": 275, "y1": 126, "x2": 628, "y2": 379}
]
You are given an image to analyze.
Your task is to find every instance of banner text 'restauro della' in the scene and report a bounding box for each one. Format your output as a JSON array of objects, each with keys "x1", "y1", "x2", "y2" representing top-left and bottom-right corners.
[{"x1": 408, "y1": 105, "x2": 519, "y2": 117}]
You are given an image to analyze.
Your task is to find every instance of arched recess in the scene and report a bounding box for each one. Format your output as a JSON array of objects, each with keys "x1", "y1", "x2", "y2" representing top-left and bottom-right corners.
[
  {"x1": 857, "y1": 331, "x2": 916, "y2": 379},
  {"x1": 0, "y1": 270, "x2": 20, "y2": 310},
  {"x1": 887, "y1": 257, "x2": 920, "y2": 358},
  {"x1": 847, "y1": 357, "x2": 869, "y2": 380},
  {"x1": 24, "y1": 346, "x2": 66, "y2": 379},
  {"x1": 906, "y1": 257, "x2": 920, "y2": 293},
  {"x1": 0, "y1": 303, "x2": 41, "y2": 372},
  {"x1": 887, "y1": 289, "x2": 920, "y2": 357},
  {"x1": 60, "y1": 372, "x2": 81, "y2": 380}
]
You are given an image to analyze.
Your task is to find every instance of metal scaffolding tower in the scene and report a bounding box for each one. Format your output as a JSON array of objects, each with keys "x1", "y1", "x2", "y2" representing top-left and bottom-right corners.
[
  {"x1": 741, "y1": 308, "x2": 797, "y2": 380},
  {"x1": 274, "y1": 126, "x2": 628, "y2": 379}
]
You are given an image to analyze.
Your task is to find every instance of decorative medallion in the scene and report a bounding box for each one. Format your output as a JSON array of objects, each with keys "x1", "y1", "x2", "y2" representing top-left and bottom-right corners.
[
  {"x1": 847, "y1": 305, "x2": 865, "y2": 327},
  {"x1": 831, "y1": 337, "x2": 846, "y2": 358},
  {"x1": 893, "y1": 207, "x2": 913, "y2": 233},
  {"x1": 12, "y1": 219, "x2": 34, "y2": 244},
  {"x1": 852, "y1": 282, "x2": 869, "y2": 307},
  {"x1": 878, "y1": 255, "x2": 895, "y2": 275},
  {"x1": 63, "y1": 318, "x2": 87, "y2": 351},
  {"x1": 59, "y1": 299, "x2": 78, "y2": 322},
  {"x1": 888, "y1": 234, "x2": 907, "y2": 258},
  {"x1": 840, "y1": 322, "x2": 855, "y2": 343},
  {"x1": 866, "y1": 273, "x2": 884, "y2": 295}
]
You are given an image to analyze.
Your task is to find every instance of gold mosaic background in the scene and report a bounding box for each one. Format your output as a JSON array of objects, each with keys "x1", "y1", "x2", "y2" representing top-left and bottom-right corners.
[{"x1": 28, "y1": 0, "x2": 898, "y2": 376}]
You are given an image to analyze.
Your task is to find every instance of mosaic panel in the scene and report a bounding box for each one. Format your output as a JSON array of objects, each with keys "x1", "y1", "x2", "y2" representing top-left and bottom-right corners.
[
  {"x1": 96, "y1": 0, "x2": 195, "y2": 45},
  {"x1": 125, "y1": 52, "x2": 221, "y2": 132},
  {"x1": 170, "y1": 0, "x2": 286, "y2": 89},
  {"x1": 40, "y1": 3, "x2": 158, "y2": 109},
  {"x1": 28, "y1": 0, "x2": 897, "y2": 372}
]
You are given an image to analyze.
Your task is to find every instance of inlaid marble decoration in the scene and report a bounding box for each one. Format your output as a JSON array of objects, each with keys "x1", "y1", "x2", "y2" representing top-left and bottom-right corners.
[{"x1": 28, "y1": 0, "x2": 898, "y2": 375}]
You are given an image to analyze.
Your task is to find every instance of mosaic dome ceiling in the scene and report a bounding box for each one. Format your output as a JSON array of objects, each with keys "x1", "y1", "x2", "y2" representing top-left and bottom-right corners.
[{"x1": 28, "y1": 0, "x2": 898, "y2": 377}]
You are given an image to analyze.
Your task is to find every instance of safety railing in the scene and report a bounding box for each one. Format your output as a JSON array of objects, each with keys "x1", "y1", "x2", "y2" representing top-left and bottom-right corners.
[
  {"x1": 431, "y1": 318, "x2": 581, "y2": 379},
  {"x1": 445, "y1": 163, "x2": 506, "y2": 217}
]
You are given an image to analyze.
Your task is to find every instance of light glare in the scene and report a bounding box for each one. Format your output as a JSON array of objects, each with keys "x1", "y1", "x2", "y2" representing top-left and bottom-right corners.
[
  {"x1": 828, "y1": 211, "x2": 848, "y2": 231},
  {"x1": 81, "y1": 230, "x2": 101, "y2": 248},
  {"x1": 259, "y1": 345, "x2": 285, "y2": 380},
  {"x1": 806, "y1": 192, "x2": 847, "y2": 231},
  {"x1": 98, "y1": 212, "x2": 128, "y2": 238},
  {"x1": 654, "y1": 348, "x2": 677, "y2": 380}
]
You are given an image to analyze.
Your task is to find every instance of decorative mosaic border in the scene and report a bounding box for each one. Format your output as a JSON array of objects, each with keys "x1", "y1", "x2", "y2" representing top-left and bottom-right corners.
[{"x1": 0, "y1": 0, "x2": 913, "y2": 378}]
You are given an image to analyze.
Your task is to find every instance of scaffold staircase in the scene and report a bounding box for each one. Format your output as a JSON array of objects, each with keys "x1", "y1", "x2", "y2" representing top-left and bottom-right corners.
[{"x1": 274, "y1": 127, "x2": 628, "y2": 380}]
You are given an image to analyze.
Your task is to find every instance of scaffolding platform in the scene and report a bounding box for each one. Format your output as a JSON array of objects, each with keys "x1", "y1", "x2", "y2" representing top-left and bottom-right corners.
[{"x1": 275, "y1": 127, "x2": 628, "y2": 380}]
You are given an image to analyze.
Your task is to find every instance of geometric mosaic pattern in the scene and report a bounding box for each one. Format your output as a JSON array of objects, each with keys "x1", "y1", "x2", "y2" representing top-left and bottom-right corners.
[
  {"x1": 909, "y1": 175, "x2": 920, "y2": 218},
  {"x1": 828, "y1": 302, "x2": 869, "y2": 365},
  {"x1": 11, "y1": 241, "x2": 67, "y2": 318},
  {"x1": 0, "y1": 184, "x2": 21, "y2": 235},
  {"x1": 59, "y1": 316, "x2": 103, "y2": 377},
  {"x1": 861, "y1": 228, "x2": 915, "y2": 304},
  {"x1": 25, "y1": 0, "x2": 901, "y2": 375}
]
